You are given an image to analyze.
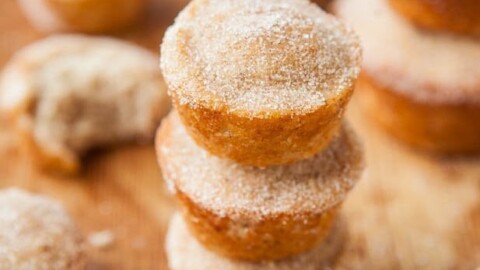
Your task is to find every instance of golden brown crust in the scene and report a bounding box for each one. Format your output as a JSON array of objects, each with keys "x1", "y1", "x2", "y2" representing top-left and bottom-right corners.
[
  {"x1": 166, "y1": 213, "x2": 346, "y2": 270},
  {"x1": 357, "y1": 74, "x2": 480, "y2": 154},
  {"x1": 174, "y1": 87, "x2": 352, "y2": 166},
  {"x1": 19, "y1": 0, "x2": 146, "y2": 33},
  {"x1": 2, "y1": 88, "x2": 80, "y2": 174},
  {"x1": 177, "y1": 190, "x2": 339, "y2": 261},
  {"x1": 389, "y1": 0, "x2": 480, "y2": 35},
  {"x1": 16, "y1": 116, "x2": 80, "y2": 174}
]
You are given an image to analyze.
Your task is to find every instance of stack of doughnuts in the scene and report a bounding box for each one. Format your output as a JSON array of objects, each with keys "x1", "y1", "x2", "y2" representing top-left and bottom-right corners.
[
  {"x1": 157, "y1": 0, "x2": 364, "y2": 269},
  {"x1": 334, "y1": 0, "x2": 480, "y2": 154}
]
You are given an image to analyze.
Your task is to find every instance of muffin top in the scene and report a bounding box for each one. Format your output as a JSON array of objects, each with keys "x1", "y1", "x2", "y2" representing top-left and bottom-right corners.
[
  {"x1": 157, "y1": 112, "x2": 364, "y2": 219},
  {"x1": 0, "y1": 188, "x2": 85, "y2": 270},
  {"x1": 161, "y1": 0, "x2": 361, "y2": 118}
]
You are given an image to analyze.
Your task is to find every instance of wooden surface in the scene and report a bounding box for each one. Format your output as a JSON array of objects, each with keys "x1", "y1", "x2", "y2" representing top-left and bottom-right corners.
[{"x1": 0, "y1": 1, "x2": 479, "y2": 269}]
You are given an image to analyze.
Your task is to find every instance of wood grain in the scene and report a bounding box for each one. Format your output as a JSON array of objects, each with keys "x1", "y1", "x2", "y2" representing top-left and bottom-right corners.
[{"x1": 0, "y1": 0, "x2": 479, "y2": 269}]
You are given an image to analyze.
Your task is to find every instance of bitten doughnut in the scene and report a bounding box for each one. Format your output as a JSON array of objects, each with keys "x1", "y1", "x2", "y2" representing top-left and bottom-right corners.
[
  {"x1": 160, "y1": 0, "x2": 362, "y2": 166},
  {"x1": 18, "y1": 0, "x2": 146, "y2": 33},
  {"x1": 335, "y1": 0, "x2": 480, "y2": 154},
  {"x1": 389, "y1": 0, "x2": 480, "y2": 35},
  {"x1": 156, "y1": 111, "x2": 364, "y2": 261},
  {"x1": 0, "y1": 35, "x2": 170, "y2": 174},
  {"x1": 0, "y1": 188, "x2": 85, "y2": 270},
  {"x1": 166, "y1": 214, "x2": 345, "y2": 270}
]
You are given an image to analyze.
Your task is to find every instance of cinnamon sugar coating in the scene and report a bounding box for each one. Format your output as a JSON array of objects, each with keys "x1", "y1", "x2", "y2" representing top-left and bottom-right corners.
[
  {"x1": 161, "y1": 0, "x2": 361, "y2": 166},
  {"x1": 156, "y1": 112, "x2": 364, "y2": 260},
  {"x1": 0, "y1": 188, "x2": 85, "y2": 270}
]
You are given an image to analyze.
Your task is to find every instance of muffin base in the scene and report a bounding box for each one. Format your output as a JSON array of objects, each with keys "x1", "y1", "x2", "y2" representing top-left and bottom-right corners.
[
  {"x1": 177, "y1": 189, "x2": 340, "y2": 261},
  {"x1": 166, "y1": 213, "x2": 345, "y2": 270},
  {"x1": 174, "y1": 87, "x2": 352, "y2": 167}
]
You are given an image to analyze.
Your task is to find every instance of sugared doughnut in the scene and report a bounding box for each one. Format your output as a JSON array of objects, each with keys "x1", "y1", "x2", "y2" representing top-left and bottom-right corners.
[
  {"x1": 335, "y1": 0, "x2": 480, "y2": 154},
  {"x1": 389, "y1": 0, "x2": 480, "y2": 35},
  {"x1": 18, "y1": 0, "x2": 146, "y2": 33},
  {"x1": 156, "y1": 111, "x2": 364, "y2": 261},
  {"x1": 0, "y1": 35, "x2": 171, "y2": 174},
  {"x1": 160, "y1": 0, "x2": 362, "y2": 166},
  {"x1": 166, "y1": 214, "x2": 345, "y2": 270},
  {"x1": 0, "y1": 188, "x2": 85, "y2": 270}
]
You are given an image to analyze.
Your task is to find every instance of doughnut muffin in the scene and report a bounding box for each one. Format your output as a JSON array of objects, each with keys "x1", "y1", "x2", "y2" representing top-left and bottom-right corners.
[
  {"x1": 0, "y1": 35, "x2": 170, "y2": 174},
  {"x1": 389, "y1": 0, "x2": 480, "y2": 35},
  {"x1": 156, "y1": 111, "x2": 364, "y2": 261},
  {"x1": 166, "y1": 214, "x2": 346, "y2": 270},
  {"x1": 18, "y1": 0, "x2": 146, "y2": 33},
  {"x1": 335, "y1": 0, "x2": 480, "y2": 154},
  {"x1": 0, "y1": 188, "x2": 85, "y2": 270},
  {"x1": 160, "y1": 0, "x2": 362, "y2": 166}
]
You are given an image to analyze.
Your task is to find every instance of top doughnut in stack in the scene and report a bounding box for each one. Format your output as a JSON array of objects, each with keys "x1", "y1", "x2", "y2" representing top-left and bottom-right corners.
[{"x1": 160, "y1": 0, "x2": 362, "y2": 166}]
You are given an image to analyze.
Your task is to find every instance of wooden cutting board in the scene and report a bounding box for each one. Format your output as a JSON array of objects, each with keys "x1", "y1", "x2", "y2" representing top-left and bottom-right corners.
[{"x1": 0, "y1": 1, "x2": 478, "y2": 269}]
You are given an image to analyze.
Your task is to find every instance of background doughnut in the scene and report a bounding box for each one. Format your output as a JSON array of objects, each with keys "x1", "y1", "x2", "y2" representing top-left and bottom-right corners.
[
  {"x1": 18, "y1": 0, "x2": 147, "y2": 33},
  {"x1": 0, "y1": 35, "x2": 171, "y2": 173},
  {"x1": 0, "y1": 188, "x2": 85, "y2": 270},
  {"x1": 334, "y1": 0, "x2": 480, "y2": 154}
]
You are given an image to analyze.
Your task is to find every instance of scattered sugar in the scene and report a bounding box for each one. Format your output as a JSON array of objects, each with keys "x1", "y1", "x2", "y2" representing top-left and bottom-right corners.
[
  {"x1": 161, "y1": 0, "x2": 361, "y2": 117},
  {"x1": 88, "y1": 230, "x2": 115, "y2": 249},
  {"x1": 335, "y1": 0, "x2": 480, "y2": 105},
  {"x1": 157, "y1": 112, "x2": 364, "y2": 220}
]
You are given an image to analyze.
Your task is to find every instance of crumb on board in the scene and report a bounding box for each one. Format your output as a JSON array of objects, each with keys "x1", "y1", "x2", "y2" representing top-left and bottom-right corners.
[{"x1": 88, "y1": 230, "x2": 115, "y2": 249}]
